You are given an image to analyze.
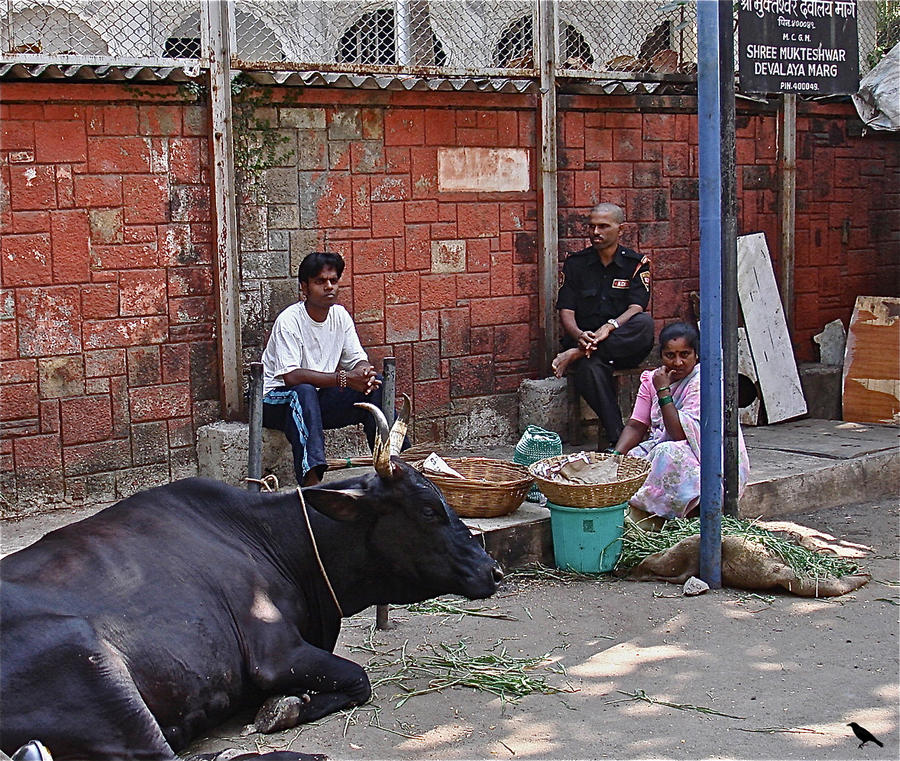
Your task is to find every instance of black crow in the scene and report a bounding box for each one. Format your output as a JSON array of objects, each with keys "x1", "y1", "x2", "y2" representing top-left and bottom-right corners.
[{"x1": 848, "y1": 722, "x2": 884, "y2": 748}]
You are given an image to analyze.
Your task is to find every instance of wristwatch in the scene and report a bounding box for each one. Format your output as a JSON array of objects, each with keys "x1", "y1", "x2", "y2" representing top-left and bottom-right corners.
[{"x1": 607, "y1": 318, "x2": 620, "y2": 329}]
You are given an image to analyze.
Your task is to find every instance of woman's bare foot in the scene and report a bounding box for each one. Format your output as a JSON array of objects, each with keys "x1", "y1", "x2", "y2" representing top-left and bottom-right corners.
[{"x1": 552, "y1": 347, "x2": 583, "y2": 378}]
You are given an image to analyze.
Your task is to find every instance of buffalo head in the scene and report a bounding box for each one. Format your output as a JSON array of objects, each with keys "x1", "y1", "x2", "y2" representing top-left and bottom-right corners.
[{"x1": 299, "y1": 395, "x2": 503, "y2": 609}]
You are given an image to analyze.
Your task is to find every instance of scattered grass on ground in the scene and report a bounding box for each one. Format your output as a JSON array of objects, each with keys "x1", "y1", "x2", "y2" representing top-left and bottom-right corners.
[{"x1": 363, "y1": 638, "x2": 574, "y2": 708}]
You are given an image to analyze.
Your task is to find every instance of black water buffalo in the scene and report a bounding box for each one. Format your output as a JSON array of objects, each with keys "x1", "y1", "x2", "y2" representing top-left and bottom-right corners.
[{"x1": 0, "y1": 403, "x2": 502, "y2": 761}]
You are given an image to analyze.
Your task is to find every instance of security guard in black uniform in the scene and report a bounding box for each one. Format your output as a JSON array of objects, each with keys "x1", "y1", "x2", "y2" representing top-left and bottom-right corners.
[{"x1": 553, "y1": 203, "x2": 654, "y2": 446}]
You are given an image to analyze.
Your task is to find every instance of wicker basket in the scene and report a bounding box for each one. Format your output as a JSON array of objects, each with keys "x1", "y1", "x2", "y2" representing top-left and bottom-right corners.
[
  {"x1": 413, "y1": 457, "x2": 533, "y2": 518},
  {"x1": 528, "y1": 451, "x2": 650, "y2": 508}
]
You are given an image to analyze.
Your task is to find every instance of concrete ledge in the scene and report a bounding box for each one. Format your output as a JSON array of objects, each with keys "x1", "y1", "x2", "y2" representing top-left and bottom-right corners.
[
  {"x1": 517, "y1": 369, "x2": 646, "y2": 448},
  {"x1": 463, "y1": 502, "x2": 554, "y2": 570},
  {"x1": 196, "y1": 422, "x2": 369, "y2": 487},
  {"x1": 739, "y1": 449, "x2": 898, "y2": 518}
]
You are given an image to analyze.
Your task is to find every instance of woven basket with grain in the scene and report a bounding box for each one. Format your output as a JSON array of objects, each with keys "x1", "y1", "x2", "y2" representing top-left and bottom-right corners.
[
  {"x1": 529, "y1": 451, "x2": 650, "y2": 508},
  {"x1": 412, "y1": 457, "x2": 533, "y2": 518}
]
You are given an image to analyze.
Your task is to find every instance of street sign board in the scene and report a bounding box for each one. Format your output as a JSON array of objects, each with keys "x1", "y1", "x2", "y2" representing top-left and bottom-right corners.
[{"x1": 738, "y1": 0, "x2": 860, "y2": 95}]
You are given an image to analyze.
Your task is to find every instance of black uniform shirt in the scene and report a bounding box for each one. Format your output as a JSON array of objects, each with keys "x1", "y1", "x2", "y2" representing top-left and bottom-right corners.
[{"x1": 555, "y1": 244, "x2": 651, "y2": 331}]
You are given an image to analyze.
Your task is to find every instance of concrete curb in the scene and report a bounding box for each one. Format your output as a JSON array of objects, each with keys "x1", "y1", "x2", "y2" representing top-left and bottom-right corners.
[{"x1": 739, "y1": 449, "x2": 899, "y2": 518}]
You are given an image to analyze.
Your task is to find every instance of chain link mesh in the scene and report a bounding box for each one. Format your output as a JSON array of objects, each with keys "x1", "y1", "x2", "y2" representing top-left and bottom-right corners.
[
  {"x1": 556, "y1": 0, "x2": 698, "y2": 76},
  {"x1": 0, "y1": 1, "x2": 888, "y2": 76},
  {"x1": 1, "y1": 0, "x2": 201, "y2": 62}
]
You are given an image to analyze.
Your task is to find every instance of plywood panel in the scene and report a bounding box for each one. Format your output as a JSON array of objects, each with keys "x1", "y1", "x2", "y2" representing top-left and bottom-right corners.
[
  {"x1": 737, "y1": 327, "x2": 760, "y2": 426},
  {"x1": 737, "y1": 233, "x2": 808, "y2": 424},
  {"x1": 842, "y1": 296, "x2": 900, "y2": 424}
]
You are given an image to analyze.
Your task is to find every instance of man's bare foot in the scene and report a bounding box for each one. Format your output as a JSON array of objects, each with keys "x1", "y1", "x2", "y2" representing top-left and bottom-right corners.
[{"x1": 552, "y1": 347, "x2": 583, "y2": 378}]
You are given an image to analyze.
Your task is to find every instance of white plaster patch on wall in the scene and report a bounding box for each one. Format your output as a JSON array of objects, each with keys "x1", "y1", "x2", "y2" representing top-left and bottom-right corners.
[
  {"x1": 431, "y1": 239, "x2": 466, "y2": 273},
  {"x1": 150, "y1": 140, "x2": 169, "y2": 173},
  {"x1": 437, "y1": 147, "x2": 530, "y2": 192},
  {"x1": 371, "y1": 176, "x2": 405, "y2": 201}
]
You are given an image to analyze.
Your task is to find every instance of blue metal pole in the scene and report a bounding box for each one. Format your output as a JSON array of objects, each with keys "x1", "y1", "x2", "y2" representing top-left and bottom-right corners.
[{"x1": 696, "y1": 0, "x2": 725, "y2": 588}]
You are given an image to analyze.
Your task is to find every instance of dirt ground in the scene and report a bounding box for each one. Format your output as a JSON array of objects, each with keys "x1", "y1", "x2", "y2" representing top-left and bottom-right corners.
[
  {"x1": 166, "y1": 496, "x2": 899, "y2": 761},
  {"x1": 1, "y1": 495, "x2": 896, "y2": 761}
]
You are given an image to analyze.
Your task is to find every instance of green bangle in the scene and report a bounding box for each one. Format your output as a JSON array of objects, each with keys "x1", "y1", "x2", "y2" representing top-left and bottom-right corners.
[
  {"x1": 658, "y1": 395, "x2": 674, "y2": 406},
  {"x1": 656, "y1": 386, "x2": 670, "y2": 395}
]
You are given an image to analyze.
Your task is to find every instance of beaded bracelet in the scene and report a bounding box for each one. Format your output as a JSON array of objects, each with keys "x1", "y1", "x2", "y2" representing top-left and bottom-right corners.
[
  {"x1": 338, "y1": 369, "x2": 348, "y2": 389},
  {"x1": 658, "y1": 394, "x2": 674, "y2": 406}
]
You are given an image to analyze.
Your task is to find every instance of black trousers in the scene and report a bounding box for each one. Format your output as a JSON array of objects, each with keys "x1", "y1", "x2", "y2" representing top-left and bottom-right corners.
[{"x1": 568, "y1": 312, "x2": 655, "y2": 444}]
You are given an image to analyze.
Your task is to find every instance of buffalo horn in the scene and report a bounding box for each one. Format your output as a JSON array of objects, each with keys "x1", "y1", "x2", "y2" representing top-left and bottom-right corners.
[
  {"x1": 354, "y1": 402, "x2": 392, "y2": 477},
  {"x1": 388, "y1": 393, "x2": 410, "y2": 456}
]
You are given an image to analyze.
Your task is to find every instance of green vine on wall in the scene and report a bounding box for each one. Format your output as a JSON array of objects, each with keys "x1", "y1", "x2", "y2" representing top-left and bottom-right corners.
[
  {"x1": 121, "y1": 81, "x2": 204, "y2": 102},
  {"x1": 231, "y1": 75, "x2": 296, "y2": 205}
]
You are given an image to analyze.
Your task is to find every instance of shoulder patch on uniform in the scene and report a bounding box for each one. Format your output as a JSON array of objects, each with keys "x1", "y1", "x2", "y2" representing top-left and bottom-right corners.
[
  {"x1": 640, "y1": 271, "x2": 651, "y2": 291},
  {"x1": 641, "y1": 255, "x2": 650, "y2": 265}
]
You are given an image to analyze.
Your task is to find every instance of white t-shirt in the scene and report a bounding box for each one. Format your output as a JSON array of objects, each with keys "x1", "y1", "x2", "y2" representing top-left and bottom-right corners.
[{"x1": 262, "y1": 302, "x2": 369, "y2": 394}]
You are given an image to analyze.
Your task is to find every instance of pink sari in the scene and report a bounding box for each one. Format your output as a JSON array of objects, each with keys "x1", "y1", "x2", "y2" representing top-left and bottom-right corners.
[{"x1": 627, "y1": 365, "x2": 750, "y2": 519}]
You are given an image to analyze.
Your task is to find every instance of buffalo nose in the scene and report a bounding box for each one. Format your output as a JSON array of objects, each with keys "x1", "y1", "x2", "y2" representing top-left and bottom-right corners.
[{"x1": 491, "y1": 564, "x2": 505, "y2": 583}]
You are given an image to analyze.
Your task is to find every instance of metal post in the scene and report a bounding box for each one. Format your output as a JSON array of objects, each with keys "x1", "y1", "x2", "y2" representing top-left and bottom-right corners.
[
  {"x1": 779, "y1": 93, "x2": 797, "y2": 337},
  {"x1": 205, "y1": 0, "x2": 243, "y2": 420},
  {"x1": 696, "y1": 0, "x2": 728, "y2": 588},
  {"x1": 720, "y1": 7, "x2": 739, "y2": 519},
  {"x1": 376, "y1": 357, "x2": 397, "y2": 630},
  {"x1": 247, "y1": 362, "x2": 263, "y2": 492},
  {"x1": 380, "y1": 357, "x2": 397, "y2": 428},
  {"x1": 537, "y1": 0, "x2": 559, "y2": 373},
  {"x1": 396, "y1": 0, "x2": 412, "y2": 67}
]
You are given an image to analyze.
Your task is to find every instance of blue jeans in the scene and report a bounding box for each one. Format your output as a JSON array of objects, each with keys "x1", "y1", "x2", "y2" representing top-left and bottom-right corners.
[{"x1": 263, "y1": 379, "x2": 383, "y2": 484}]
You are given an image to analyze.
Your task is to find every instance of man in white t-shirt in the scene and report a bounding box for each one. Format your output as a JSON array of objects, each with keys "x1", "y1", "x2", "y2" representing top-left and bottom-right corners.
[{"x1": 261, "y1": 252, "x2": 382, "y2": 486}]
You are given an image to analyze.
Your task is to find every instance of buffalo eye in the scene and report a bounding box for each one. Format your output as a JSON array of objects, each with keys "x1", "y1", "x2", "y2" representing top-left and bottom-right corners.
[{"x1": 419, "y1": 501, "x2": 448, "y2": 524}]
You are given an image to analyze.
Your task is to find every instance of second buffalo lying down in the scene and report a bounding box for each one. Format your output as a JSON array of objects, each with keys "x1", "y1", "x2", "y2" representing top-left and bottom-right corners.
[{"x1": 1, "y1": 401, "x2": 503, "y2": 761}]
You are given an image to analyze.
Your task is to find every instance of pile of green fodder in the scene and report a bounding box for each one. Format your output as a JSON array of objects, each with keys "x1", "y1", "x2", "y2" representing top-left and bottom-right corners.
[{"x1": 618, "y1": 515, "x2": 859, "y2": 579}]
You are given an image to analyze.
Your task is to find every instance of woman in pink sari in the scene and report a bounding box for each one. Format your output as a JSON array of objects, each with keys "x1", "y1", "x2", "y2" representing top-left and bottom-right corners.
[{"x1": 611, "y1": 322, "x2": 750, "y2": 521}]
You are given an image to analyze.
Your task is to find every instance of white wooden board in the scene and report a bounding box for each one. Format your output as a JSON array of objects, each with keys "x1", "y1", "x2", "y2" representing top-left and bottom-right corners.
[
  {"x1": 737, "y1": 233, "x2": 808, "y2": 424},
  {"x1": 737, "y1": 327, "x2": 761, "y2": 426}
]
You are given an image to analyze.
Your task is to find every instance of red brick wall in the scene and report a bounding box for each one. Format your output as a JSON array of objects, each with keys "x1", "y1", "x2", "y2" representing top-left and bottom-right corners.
[
  {"x1": 558, "y1": 94, "x2": 900, "y2": 361},
  {"x1": 234, "y1": 88, "x2": 540, "y2": 446},
  {"x1": 0, "y1": 83, "x2": 220, "y2": 514},
  {"x1": 791, "y1": 108, "x2": 900, "y2": 357},
  {"x1": 2, "y1": 80, "x2": 898, "y2": 512}
]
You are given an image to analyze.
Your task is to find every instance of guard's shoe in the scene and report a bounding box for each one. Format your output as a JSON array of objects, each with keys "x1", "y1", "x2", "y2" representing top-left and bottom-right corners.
[{"x1": 10, "y1": 741, "x2": 53, "y2": 761}]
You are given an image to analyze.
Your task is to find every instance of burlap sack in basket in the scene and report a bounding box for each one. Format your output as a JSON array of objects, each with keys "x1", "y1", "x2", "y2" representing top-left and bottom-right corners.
[{"x1": 622, "y1": 534, "x2": 870, "y2": 597}]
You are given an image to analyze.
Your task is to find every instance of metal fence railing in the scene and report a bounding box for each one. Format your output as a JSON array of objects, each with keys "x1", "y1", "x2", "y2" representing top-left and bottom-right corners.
[{"x1": 0, "y1": 0, "x2": 888, "y2": 78}]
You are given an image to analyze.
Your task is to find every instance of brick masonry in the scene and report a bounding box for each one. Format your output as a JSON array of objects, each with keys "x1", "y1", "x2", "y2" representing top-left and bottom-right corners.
[
  {"x1": 1, "y1": 83, "x2": 219, "y2": 515},
  {"x1": 1, "y1": 81, "x2": 898, "y2": 514},
  {"x1": 557, "y1": 95, "x2": 900, "y2": 359}
]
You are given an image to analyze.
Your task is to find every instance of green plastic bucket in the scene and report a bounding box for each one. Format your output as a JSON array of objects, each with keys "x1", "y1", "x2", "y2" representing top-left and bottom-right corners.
[{"x1": 547, "y1": 501, "x2": 627, "y2": 573}]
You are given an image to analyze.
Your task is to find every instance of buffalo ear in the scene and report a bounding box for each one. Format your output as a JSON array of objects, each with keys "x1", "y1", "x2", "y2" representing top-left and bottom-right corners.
[{"x1": 300, "y1": 486, "x2": 367, "y2": 522}]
